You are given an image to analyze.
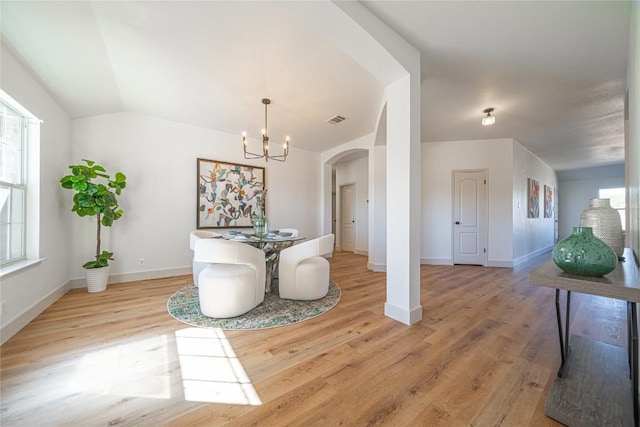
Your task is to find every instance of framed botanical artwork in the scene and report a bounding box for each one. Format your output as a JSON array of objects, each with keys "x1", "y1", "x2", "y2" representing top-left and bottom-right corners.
[
  {"x1": 197, "y1": 158, "x2": 265, "y2": 228},
  {"x1": 544, "y1": 185, "x2": 554, "y2": 218},
  {"x1": 527, "y1": 178, "x2": 539, "y2": 218}
]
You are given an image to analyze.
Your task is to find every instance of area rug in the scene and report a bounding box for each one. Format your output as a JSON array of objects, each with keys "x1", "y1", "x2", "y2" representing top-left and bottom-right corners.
[{"x1": 167, "y1": 282, "x2": 341, "y2": 330}]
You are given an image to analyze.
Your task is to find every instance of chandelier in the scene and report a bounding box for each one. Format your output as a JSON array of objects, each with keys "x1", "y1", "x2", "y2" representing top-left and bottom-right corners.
[{"x1": 242, "y1": 98, "x2": 289, "y2": 162}]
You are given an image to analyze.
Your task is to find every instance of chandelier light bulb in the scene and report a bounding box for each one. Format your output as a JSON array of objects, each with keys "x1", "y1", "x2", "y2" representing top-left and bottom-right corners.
[{"x1": 482, "y1": 108, "x2": 496, "y2": 126}]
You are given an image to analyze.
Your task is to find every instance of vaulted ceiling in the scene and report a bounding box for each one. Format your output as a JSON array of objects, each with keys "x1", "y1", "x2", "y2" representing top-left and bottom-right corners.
[{"x1": 1, "y1": 1, "x2": 632, "y2": 171}]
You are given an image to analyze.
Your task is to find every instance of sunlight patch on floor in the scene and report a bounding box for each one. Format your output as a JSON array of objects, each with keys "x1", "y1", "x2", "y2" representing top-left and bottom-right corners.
[
  {"x1": 175, "y1": 328, "x2": 262, "y2": 405},
  {"x1": 69, "y1": 335, "x2": 171, "y2": 398}
]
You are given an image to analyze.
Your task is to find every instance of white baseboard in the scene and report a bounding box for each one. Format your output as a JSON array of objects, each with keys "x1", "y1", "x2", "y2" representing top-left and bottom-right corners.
[
  {"x1": 512, "y1": 246, "x2": 553, "y2": 267},
  {"x1": 367, "y1": 262, "x2": 386, "y2": 272},
  {"x1": 384, "y1": 302, "x2": 423, "y2": 325},
  {"x1": 422, "y1": 248, "x2": 552, "y2": 268},
  {"x1": 1, "y1": 280, "x2": 71, "y2": 345},
  {"x1": 69, "y1": 267, "x2": 192, "y2": 289},
  {"x1": 420, "y1": 258, "x2": 453, "y2": 265},
  {"x1": 336, "y1": 247, "x2": 368, "y2": 256},
  {"x1": 486, "y1": 260, "x2": 514, "y2": 267}
]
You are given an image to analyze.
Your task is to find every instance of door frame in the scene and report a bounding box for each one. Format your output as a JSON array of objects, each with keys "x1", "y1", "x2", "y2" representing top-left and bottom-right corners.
[
  {"x1": 451, "y1": 169, "x2": 489, "y2": 266},
  {"x1": 338, "y1": 182, "x2": 356, "y2": 252}
]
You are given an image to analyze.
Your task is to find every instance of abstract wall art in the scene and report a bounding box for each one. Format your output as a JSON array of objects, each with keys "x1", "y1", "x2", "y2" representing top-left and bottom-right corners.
[
  {"x1": 197, "y1": 158, "x2": 265, "y2": 228},
  {"x1": 528, "y1": 178, "x2": 539, "y2": 218},
  {"x1": 544, "y1": 185, "x2": 554, "y2": 218}
]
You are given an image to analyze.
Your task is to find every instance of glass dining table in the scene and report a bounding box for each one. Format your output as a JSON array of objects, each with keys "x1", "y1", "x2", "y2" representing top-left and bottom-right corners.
[{"x1": 215, "y1": 232, "x2": 305, "y2": 293}]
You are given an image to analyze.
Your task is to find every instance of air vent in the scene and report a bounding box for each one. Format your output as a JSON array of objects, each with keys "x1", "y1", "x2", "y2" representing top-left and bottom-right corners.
[{"x1": 326, "y1": 115, "x2": 347, "y2": 125}]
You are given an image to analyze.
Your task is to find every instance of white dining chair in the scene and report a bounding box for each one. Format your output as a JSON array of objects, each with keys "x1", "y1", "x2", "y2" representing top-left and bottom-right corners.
[
  {"x1": 194, "y1": 238, "x2": 266, "y2": 318},
  {"x1": 189, "y1": 230, "x2": 221, "y2": 286},
  {"x1": 270, "y1": 228, "x2": 300, "y2": 281},
  {"x1": 278, "y1": 234, "x2": 334, "y2": 300}
]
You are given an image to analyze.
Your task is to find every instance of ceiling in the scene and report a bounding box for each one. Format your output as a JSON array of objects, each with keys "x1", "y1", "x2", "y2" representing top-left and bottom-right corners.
[{"x1": 0, "y1": 1, "x2": 632, "y2": 171}]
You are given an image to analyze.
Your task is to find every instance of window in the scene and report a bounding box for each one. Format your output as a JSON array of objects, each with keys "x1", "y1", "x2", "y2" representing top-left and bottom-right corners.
[
  {"x1": 0, "y1": 91, "x2": 38, "y2": 267},
  {"x1": 599, "y1": 187, "x2": 626, "y2": 231}
]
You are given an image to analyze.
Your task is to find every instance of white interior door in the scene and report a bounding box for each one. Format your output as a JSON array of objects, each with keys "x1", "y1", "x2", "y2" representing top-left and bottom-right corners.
[
  {"x1": 453, "y1": 171, "x2": 487, "y2": 265},
  {"x1": 554, "y1": 188, "x2": 559, "y2": 243},
  {"x1": 332, "y1": 192, "x2": 336, "y2": 235},
  {"x1": 341, "y1": 184, "x2": 355, "y2": 252}
]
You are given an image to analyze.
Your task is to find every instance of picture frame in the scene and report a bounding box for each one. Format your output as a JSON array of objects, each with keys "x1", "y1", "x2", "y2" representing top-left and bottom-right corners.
[
  {"x1": 197, "y1": 158, "x2": 265, "y2": 229},
  {"x1": 544, "y1": 185, "x2": 554, "y2": 218},
  {"x1": 527, "y1": 178, "x2": 539, "y2": 218}
]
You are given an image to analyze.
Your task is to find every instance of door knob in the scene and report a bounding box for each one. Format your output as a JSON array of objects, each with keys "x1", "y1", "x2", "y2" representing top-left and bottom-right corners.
[{"x1": 455, "y1": 221, "x2": 460, "y2": 225}]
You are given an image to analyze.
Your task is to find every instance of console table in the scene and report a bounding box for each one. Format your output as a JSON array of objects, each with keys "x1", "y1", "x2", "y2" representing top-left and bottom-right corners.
[{"x1": 529, "y1": 248, "x2": 640, "y2": 427}]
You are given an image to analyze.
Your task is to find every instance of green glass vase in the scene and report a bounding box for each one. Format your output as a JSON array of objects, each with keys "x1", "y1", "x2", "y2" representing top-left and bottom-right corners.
[
  {"x1": 252, "y1": 215, "x2": 269, "y2": 238},
  {"x1": 552, "y1": 227, "x2": 618, "y2": 276}
]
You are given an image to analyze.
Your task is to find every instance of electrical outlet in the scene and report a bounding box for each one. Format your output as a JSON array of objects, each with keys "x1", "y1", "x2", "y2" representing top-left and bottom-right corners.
[{"x1": 139, "y1": 258, "x2": 145, "y2": 267}]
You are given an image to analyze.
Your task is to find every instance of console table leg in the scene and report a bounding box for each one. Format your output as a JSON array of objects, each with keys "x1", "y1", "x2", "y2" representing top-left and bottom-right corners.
[
  {"x1": 631, "y1": 302, "x2": 638, "y2": 427},
  {"x1": 630, "y1": 302, "x2": 633, "y2": 375},
  {"x1": 565, "y1": 290, "x2": 571, "y2": 358},
  {"x1": 555, "y1": 289, "x2": 571, "y2": 377}
]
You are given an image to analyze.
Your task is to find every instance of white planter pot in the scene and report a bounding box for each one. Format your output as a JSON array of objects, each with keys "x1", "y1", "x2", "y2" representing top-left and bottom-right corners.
[{"x1": 85, "y1": 266, "x2": 110, "y2": 293}]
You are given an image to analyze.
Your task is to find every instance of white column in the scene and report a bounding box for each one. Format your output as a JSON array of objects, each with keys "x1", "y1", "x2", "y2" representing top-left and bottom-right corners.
[
  {"x1": 368, "y1": 144, "x2": 387, "y2": 272},
  {"x1": 279, "y1": 0, "x2": 423, "y2": 324},
  {"x1": 321, "y1": 163, "x2": 333, "y2": 236},
  {"x1": 384, "y1": 74, "x2": 422, "y2": 325}
]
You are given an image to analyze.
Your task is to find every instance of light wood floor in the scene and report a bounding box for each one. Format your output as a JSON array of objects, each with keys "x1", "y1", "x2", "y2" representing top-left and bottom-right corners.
[{"x1": 0, "y1": 251, "x2": 628, "y2": 426}]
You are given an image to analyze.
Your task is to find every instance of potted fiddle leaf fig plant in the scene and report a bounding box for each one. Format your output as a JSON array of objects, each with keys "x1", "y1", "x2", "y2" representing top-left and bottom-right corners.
[{"x1": 60, "y1": 159, "x2": 127, "y2": 292}]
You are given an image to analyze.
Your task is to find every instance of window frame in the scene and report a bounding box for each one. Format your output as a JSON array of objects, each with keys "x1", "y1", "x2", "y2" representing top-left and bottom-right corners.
[
  {"x1": 0, "y1": 90, "x2": 38, "y2": 269},
  {"x1": 598, "y1": 187, "x2": 626, "y2": 231}
]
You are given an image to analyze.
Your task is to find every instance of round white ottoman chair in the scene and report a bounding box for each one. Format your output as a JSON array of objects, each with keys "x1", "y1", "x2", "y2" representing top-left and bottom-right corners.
[
  {"x1": 278, "y1": 234, "x2": 335, "y2": 301},
  {"x1": 293, "y1": 256, "x2": 330, "y2": 300},
  {"x1": 198, "y1": 264, "x2": 258, "y2": 318},
  {"x1": 193, "y1": 238, "x2": 266, "y2": 319}
]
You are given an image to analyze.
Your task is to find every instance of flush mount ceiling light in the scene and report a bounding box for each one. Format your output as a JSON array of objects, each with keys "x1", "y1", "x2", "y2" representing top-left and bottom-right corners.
[
  {"x1": 482, "y1": 108, "x2": 496, "y2": 126},
  {"x1": 242, "y1": 98, "x2": 289, "y2": 162}
]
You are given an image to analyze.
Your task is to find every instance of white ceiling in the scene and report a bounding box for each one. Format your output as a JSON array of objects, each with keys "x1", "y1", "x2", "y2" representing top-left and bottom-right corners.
[
  {"x1": 363, "y1": 0, "x2": 631, "y2": 171},
  {"x1": 0, "y1": 1, "x2": 632, "y2": 171}
]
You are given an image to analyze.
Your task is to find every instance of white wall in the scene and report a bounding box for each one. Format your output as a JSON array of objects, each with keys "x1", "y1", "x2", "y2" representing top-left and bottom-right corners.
[
  {"x1": 335, "y1": 156, "x2": 369, "y2": 254},
  {"x1": 70, "y1": 112, "x2": 321, "y2": 284},
  {"x1": 421, "y1": 138, "x2": 514, "y2": 266},
  {"x1": 627, "y1": 2, "x2": 639, "y2": 258},
  {"x1": 627, "y1": 1, "x2": 640, "y2": 400},
  {"x1": 557, "y1": 164, "x2": 625, "y2": 240},
  {"x1": 1, "y1": 44, "x2": 72, "y2": 343},
  {"x1": 369, "y1": 145, "x2": 387, "y2": 271},
  {"x1": 512, "y1": 141, "x2": 557, "y2": 263}
]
